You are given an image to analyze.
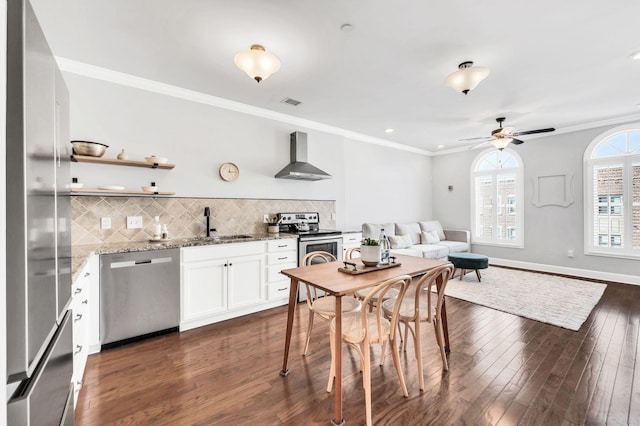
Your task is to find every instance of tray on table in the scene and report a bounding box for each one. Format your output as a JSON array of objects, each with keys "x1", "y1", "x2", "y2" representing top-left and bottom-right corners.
[{"x1": 338, "y1": 260, "x2": 401, "y2": 275}]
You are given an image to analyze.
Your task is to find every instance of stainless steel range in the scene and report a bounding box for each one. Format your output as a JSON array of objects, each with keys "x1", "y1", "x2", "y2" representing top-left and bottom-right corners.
[{"x1": 276, "y1": 212, "x2": 342, "y2": 301}]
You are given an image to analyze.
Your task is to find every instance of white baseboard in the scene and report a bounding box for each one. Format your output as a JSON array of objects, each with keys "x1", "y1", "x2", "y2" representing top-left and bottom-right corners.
[{"x1": 489, "y1": 257, "x2": 640, "y2": 286}]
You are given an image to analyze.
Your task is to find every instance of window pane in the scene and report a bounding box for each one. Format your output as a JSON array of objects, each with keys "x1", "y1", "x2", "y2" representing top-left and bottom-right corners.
[
  {"x1": 497, "y1": 174, "x2": 516, "y2": 240},
  {"x1": 593, "y1": 165, "x2": 624, "y2": 248},
  {"x1": 630, "y1": 132, "x2": 640, "y2": 153},
  {"x1": 475, "y1": 176, "x2": 493, "y2": 239}
]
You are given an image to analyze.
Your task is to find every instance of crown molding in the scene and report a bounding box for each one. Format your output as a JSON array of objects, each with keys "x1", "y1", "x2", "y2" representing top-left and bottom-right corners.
[{"x1": 56, "y1": 57, "x2": 432, "y2": 156}]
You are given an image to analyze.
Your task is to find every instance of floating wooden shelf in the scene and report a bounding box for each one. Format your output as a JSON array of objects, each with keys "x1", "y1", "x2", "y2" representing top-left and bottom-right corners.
[
  {"x1": 71, "y1": 155, "x2": 175, "y2": 169},
  {"x1": 71, "y1": 188, "x2": 175, "y2": 196}
]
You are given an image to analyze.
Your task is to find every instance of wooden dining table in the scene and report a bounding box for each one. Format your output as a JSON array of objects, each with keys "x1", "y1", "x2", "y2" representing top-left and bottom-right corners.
[{"x1": 279, "y1": 254, "x2": 450, "y2": 425}]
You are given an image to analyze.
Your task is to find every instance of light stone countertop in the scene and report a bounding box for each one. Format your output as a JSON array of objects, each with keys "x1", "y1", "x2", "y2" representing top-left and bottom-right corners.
[{"x1": 71, "y1": 233, "x2": 298, "y2": 281}]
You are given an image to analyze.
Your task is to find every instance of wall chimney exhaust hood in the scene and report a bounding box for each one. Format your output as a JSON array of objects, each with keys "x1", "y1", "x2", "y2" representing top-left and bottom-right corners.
[{"x1": 274, "y1": 131, "x2": 332, "y2": 181}]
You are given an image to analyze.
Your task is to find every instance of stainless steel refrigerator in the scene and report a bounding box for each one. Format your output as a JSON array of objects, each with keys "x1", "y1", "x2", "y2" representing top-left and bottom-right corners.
[{"x1": 6, "y1": 0, "x2": 74, "y2": 424}]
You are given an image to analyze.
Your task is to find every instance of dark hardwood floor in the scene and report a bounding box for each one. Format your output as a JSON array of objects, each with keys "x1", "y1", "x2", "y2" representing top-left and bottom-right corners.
[{"x1": 75, "y1": 278, "x2": 640, "y2": 425}]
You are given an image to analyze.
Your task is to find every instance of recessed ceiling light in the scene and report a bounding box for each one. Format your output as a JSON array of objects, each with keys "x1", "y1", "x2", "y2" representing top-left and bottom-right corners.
[
  {"x1": 385, "y1": 128, "x2": 394, "y2": 133},
  {"x1": 437, "y1": 144, "x2": 445, "y2": 149},
  {"x1": 631, "y1": 50, "x2": 640, "y2": 60}
]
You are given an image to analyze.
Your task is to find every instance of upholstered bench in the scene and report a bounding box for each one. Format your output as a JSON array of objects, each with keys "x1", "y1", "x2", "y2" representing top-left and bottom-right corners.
[{"x1": 448, "y1": 252, "x2": 489, "y2": 282}]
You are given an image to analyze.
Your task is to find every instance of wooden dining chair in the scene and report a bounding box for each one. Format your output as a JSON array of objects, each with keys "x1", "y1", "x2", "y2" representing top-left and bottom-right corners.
[
  {"x1": 301, "y1": 251, "x2": 362, "y2": 356},
  {"x1": 344, "y1": 246, "x2": 361, "y2": 260},
  {"x1": 327, "y1": 275, "x2": 412, "y2": 426},
  {"x1": 381, "y1": 262, "x2": 454, "y2": 390}
]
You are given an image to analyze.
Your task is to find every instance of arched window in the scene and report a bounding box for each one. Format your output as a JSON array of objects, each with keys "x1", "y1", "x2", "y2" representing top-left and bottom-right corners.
[
  {"x1": 471, "y1": 149, "x2": 524, "y2": 247},
  {"x1": 584, "y1": 125, "x2": 640, "y2": 258}
]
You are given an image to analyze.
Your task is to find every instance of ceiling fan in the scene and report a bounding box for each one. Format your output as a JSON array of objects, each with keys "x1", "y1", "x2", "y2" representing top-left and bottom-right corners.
[{"x1": 462, "y1": 117, "x2": 555, "y2": 150}]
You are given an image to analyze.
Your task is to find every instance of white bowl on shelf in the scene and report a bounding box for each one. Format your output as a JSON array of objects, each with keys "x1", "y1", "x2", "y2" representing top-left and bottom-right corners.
[
  {"x1": 141, "y1": 186, "x2": 157, "y2": 193},
  {"x1": 69, "y1": 182, "x2": 83, "y2": 189},
  {"x1": 145, "y1": 156, "x2": 168, "y2": 164}
]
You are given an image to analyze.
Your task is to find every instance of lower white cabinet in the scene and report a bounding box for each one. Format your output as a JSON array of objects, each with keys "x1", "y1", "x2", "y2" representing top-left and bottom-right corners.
[
  {"x1": 71, "y1": 253, "x2": 98, "y2": 408},
  {"x1": 343, "y1": 232, "x2": 362, "y2": 258},
  {"x1": 266, "y1": 239, "x2": 297, "y2": 301},
  {"x1": 182, "y1": 241, "x2": 286, "y2": 331}
]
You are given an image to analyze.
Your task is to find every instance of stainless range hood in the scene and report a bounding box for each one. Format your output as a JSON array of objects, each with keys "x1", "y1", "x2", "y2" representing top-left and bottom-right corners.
[{"x1": 274, "y1": 131, "x2": 332, "y2": 181}]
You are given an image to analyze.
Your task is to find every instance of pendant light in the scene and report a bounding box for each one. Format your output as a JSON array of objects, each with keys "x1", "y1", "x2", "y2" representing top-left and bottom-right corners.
[
  {"x1": 234, "y1": 44, "x2": 281, "y2": 83},
  {"x1": 445, "y1": 61, "x2": 490, "y2": 94}
]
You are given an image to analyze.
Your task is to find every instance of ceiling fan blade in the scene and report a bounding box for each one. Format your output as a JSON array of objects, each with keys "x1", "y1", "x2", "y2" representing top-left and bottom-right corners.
[
  {"x1": 512, "y1": 127, "x2": 555, "y2": 136},
  {"x1": 467, "y1": 141, "x2": 490, "y2": 150},
  {"x1": 459, "y1": 136, "x2": 493, "y2": 142},
  {"x1": 510, "y1": 138, "x2": 525, "y2": 145}
]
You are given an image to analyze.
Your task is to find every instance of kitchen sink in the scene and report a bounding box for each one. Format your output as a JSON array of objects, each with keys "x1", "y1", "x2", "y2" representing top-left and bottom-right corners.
[{"x1": 185, "y1": 235, "x2": 254, "y2": 242}]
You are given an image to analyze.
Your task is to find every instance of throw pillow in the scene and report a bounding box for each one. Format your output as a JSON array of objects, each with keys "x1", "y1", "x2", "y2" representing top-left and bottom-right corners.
[
  {"x1": 421, "y1": 230, "x2": 440, "y2": 244},
  {"x1": 388, "y1": 234, "x2": 412, "y2": 249}
]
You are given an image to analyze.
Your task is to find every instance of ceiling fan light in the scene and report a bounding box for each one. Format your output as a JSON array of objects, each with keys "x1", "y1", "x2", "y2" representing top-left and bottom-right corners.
[
  {"x1": 234, "y1": 44, "x2": 281, "y2": 83},
  {"x1": 445, "y1": 61, "x2": 490, "y2": 95},
  {"x1": 490, "y1": 137, "x2": 512, "y2": 150}
]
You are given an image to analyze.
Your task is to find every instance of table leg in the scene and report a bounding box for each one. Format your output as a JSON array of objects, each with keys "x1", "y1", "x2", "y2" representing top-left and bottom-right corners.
[
  {"x1": 437, "y1": 276, "x2": 451, "y2": 353},
  {"x1": 331, "y1": 295, "x2": 344, "y2": 426},
  {"x1": 280, "y1": 278, "x2": 299, "y2": 376}
]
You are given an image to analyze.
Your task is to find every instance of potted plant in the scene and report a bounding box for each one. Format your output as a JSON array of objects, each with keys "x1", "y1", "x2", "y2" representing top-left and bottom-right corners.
[{"x1": 360, "y1": 237, "x2": 380, "y2": 266}]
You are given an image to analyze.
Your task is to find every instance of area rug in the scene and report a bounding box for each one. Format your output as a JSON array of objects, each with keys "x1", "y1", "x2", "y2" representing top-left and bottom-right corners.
[{"x1": 442, "y1": 267, "x2": 607, "y2": 331}]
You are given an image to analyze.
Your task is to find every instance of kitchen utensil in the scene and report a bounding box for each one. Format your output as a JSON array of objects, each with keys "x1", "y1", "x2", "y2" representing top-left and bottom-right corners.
[
  {"x1": 295, "y1": 221, "x2": 310, "y2": 232},
  {"x1": 71, "y1": 140, "x2": 109, "y2": 157},
  {"x1": 145, "y1": 155, "x2": 168, "y2": 164}
]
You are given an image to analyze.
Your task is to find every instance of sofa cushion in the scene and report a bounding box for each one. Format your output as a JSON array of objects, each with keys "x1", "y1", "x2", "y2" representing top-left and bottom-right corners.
[
  {"x1": 395, "y1": 222, "x2": 422, "y2": 245},
  {"x1": 390, "y1": 247, "x2": 423, "y2": 258},
  {"x1": 421, "y1": 230, "x2": 440, "y2": 244},
  {"x1": 388, "y1": 234, "x2": 412, "y2": 249},
  {"x1": 412, "y1": 244, "x2": 449, "y2": 259},
  {"x1": 362, "y1": 223, "x2": 396, "y2": 239},
  {"x1": 419, "y1": 221, "x2": 446, "y2": 241},
  {"x1": 436, "y1": 240, "x2": 469, "y2": 253}
]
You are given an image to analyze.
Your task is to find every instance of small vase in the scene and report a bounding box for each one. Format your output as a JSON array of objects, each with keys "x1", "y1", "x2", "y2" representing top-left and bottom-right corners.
[
  {"x1": 360, "y1": 245, "x2": 381, "y2": 266},
  {"x1": 117, "y1": 149, "x2": 128, "y2": 160}
]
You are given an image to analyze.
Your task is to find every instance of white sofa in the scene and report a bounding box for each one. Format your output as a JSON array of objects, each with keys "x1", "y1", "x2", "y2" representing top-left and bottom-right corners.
[{"x1": 362, "y1": 221, "x2": 470, "y2": 260}]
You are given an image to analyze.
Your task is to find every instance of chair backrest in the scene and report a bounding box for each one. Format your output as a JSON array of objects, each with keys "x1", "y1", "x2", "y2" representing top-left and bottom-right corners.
[
  {"x1": 414, "y1": 262, "x2": 454, "y2": 322},
  {"x1": 344, "y1": 247, "x2": 361, "y2": 260},
  {"x1": 358, "y1": 275, "x2": 412, "y2": 344},
  {"x1": 301, "y1": 251, "x2": 337, "y2": 305}
]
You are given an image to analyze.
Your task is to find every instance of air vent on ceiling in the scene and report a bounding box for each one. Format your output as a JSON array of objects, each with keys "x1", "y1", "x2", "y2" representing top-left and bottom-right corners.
[{"x1": 281, "y1": 97, "x2": 302, "y2": 106}]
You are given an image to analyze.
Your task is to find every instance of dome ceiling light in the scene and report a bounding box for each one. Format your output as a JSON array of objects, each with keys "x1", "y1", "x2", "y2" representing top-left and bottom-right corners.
[
  {"x1": 445, "y1": 61, "x2": 490, "y2": 95},
  {"x1": 234, "y1": 44, "x2": 281, "y2": 83}
]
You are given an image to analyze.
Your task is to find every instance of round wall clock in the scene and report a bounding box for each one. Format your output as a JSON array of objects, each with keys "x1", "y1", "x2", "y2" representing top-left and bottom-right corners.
[{"x1": 219, "y1": 162, "x2": 239, "y2": 181}]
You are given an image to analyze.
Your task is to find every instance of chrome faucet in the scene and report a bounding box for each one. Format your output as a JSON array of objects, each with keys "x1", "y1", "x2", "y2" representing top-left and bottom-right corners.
[{"x1": 204, "y1": 207, "x2": 216, "y2": 237}]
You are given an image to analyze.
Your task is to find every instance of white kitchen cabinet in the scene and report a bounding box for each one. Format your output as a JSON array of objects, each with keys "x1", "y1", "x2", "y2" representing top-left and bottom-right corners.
[
  {"x1": 266, "y1": 239, "x2": 297, "y2": 302},
  {"x1": 71, "y1": 253, "x2": 98, "y2": 408},
  {"x1": 342, "y1": 232, "x2": 362, "y2": 258},
  {"x1": 181, "y1": 242, "x2": 268, "y2": 331}
]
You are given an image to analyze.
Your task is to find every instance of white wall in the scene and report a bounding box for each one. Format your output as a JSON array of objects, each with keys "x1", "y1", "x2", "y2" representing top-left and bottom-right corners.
[
  {"x1": 343, "y1": 138, "x2": 432, "y2": 230},
  {"x1": 64, "y1": 72, "x2": 433, "y2": 232},
  {"x1": 432, "y1": 125, "x2": 640, "y2": 279}
]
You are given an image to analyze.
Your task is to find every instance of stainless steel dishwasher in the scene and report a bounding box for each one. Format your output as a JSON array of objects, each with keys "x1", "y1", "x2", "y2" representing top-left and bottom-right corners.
[{"x1": 100, "y1": 249, "x2": 180, "y2": 349}]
